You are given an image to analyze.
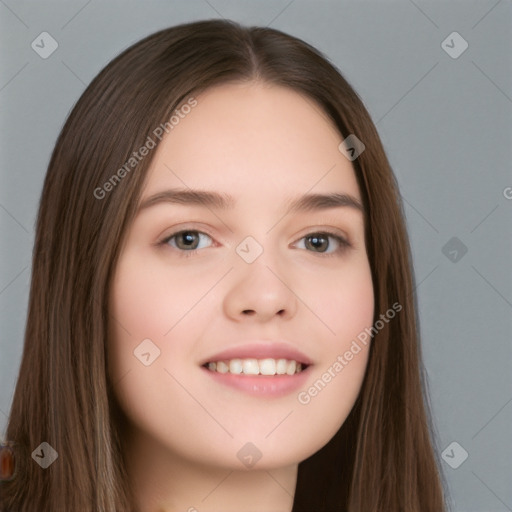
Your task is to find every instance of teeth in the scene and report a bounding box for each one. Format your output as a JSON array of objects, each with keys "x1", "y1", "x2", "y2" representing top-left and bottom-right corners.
[
  {"x1": 229, "y1": 359, "x2": 243, "y2": 374},
  {"x1": 216, "y1": 361, "x2": 229, "y2": 374},
  {"x1": 259, "y1": 358, "x2": 276, "y2": 375},
  {"x1": 206, "y1": 358, "x2": 305, "y2": 375},
  {"x1": 276, "y1": 359, "x2": 288, "y2": 374},
  {"x1": 242, "y1": 359, "x2": 259, "y2": 375},
  {"x1": 286, "y1": 360, "x2": 296, "y2": 375}
]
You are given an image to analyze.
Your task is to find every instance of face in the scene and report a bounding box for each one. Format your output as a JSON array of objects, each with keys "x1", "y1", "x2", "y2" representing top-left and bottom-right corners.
[{"x1": 108, "y1": 82, "x2": 374, "y2": 471}]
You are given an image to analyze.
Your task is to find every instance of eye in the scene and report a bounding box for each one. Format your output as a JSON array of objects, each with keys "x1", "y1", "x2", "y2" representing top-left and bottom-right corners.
[
  {"x1": 158, "y1": 228, "x2": 350, "y2": 258},
  {"x1": 161, "y1": 230, "x2": 213, "y2": 252},
  {"x1": 294, "y1": 231, "x2": 350, "y2": 256}
]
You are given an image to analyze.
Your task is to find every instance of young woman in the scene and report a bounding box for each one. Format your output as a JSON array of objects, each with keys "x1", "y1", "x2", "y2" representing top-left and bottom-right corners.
[{"x1": 1, "y1": 19, "x2": 447, "y2": 512}]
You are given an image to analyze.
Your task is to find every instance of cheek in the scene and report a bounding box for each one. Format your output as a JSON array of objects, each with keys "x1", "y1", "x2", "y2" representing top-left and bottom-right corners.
[
  {"x1": 109, "y1": 254, "x2": 203, "y2": 339},
  {"x1": 107, "y1": 252, "x2": 199, "y2": 395},
  {"x1": 106, "y1": 253, "x2": 215, "y2": 448},
  {"x1": 294, "y1": 344, "x2": 369, "y2": 453},
  {"x1": 108, "y1": 250, "x2": 218, "y2": 372},
  {"x1": 301, "y1": 255, "x2": 374, "y2": 345},
  {"x1": 270, "y1": 257, "x2": 374, "y2": 452}
]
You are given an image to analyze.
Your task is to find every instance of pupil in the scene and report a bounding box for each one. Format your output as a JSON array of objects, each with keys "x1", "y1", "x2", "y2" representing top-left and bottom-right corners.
[
  {"x1": 179, "y1": 231, "x2": 198, "y2": 249},
  {"x1": 308, "y1": 235, "x2": 327, "y2": 252}
]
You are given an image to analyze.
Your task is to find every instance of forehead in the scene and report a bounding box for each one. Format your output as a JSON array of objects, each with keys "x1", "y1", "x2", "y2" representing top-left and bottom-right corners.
[{"x1": 141, "y1": 82, "x2": 361, "y2": 205}]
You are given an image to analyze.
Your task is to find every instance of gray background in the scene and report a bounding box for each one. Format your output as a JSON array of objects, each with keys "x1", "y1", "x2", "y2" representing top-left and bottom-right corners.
[{"x1": 1, "y1": 1, "x2": 511, "y2": 510}]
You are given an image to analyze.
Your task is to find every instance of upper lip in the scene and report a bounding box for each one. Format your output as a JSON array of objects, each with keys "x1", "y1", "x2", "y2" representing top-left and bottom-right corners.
[{"x1": 200, "y1": 341, "x2": 313, "y2": 366}]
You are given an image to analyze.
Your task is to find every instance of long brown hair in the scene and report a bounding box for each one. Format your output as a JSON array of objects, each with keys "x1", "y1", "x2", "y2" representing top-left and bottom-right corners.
[{"x1": 1, "y1": 19, "x2": 447, "y2": 511}]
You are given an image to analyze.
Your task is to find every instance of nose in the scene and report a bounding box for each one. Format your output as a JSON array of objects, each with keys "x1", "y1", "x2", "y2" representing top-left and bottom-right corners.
[{"x1": 222, "y1": 253, "x2": 299, "y2": 323}]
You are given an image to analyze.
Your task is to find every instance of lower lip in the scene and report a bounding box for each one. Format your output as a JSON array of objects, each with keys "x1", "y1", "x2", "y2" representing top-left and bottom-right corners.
[{"x1": 201, "y1": 366, "x2": 311, "y2": 398}]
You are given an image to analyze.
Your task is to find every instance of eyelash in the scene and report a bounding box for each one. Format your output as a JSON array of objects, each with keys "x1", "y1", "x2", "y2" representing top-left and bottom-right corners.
[{"x1": 158, "y1": 229, "x2": 351, "y2": 259}]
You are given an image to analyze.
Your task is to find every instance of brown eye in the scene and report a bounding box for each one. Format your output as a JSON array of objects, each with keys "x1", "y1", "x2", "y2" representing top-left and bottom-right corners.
[
  {"x1": 296, "y1": 231, "x2": 350, "y2": 255},
  {"x1": 304, "y1": 234, "x2": 329, "y2": 252},
  {"x1": 163, "y1": 230, "x2": 213, "y2": 251}
]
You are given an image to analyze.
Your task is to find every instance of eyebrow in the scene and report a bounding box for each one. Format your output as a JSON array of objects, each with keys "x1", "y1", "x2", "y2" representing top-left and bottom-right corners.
[{"x1": 137, "y1": 188, "x2": 363, "y2": 214}]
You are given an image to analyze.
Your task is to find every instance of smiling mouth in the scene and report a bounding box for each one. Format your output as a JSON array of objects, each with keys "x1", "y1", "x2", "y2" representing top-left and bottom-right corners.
[{"x1": 202, "y1": 358, "x2": 309, "y2": 376}]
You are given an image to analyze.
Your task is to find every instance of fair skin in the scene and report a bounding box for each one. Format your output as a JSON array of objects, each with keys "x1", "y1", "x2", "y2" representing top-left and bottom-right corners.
[{"x1": 108, "y1": 81, "x2": 374, "y2": 512}]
